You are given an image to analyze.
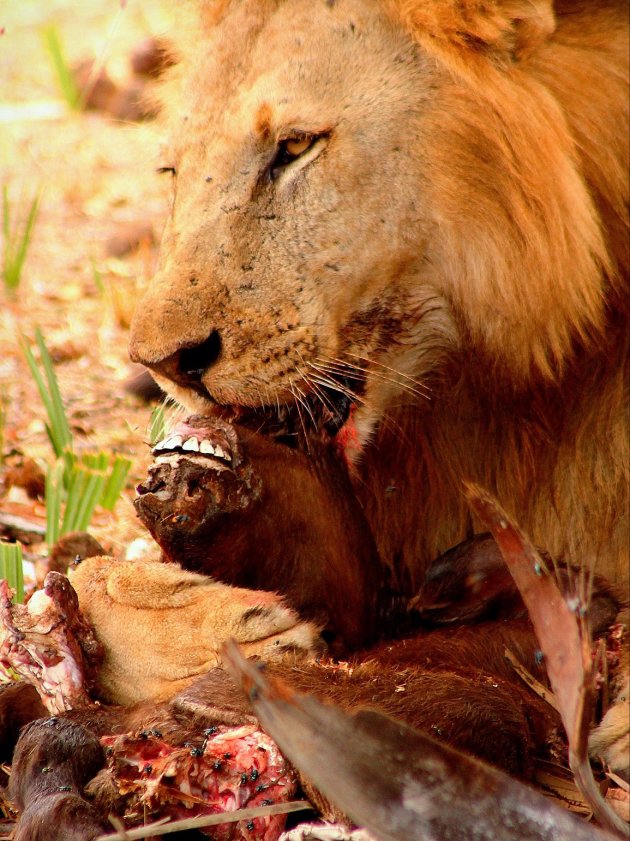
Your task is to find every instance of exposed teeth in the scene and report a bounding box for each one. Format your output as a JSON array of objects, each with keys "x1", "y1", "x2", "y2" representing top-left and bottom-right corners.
[
  {"x1": 164, "y1": 435, "x2": 183, "y2": 449},
  {"x1": 214, "y1": 445, "x2": 229, "y2": 461},
  {"x1": 152, "y1": 432, "x2": 231, "y2": 463}
]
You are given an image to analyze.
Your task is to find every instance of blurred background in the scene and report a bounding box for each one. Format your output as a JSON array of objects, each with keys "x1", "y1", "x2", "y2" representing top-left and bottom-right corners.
[{"x1": 0, "y1": 1, "x2": 179, "y2": 568}]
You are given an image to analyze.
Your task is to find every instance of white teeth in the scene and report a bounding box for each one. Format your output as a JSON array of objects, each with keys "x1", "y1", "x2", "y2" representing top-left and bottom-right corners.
[
  {"x1": 164, "y1": 435, "x2": 183, "y2": 449},
  {"x1": 153, "y1": 433, "x2": 231, "y2": 462}
]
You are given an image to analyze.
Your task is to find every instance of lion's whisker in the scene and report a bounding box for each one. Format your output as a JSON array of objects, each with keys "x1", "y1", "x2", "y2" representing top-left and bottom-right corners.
[
  {"x1": 314, "y1": 356, "x2": 428, "y2": 401},
  {"x1": 346, "y1": 352, "x2": 432, "y2": 396},
  {"x1": 306, "y1": 363, "x2": 364, "y2": 402},
  {"x1": 306, "y1": 372, "x2": 363, "y2": 405},
  {"x1": 298, "y1": 369, "x2": 340, "y2": 418},
  {"x1": 289, "y1": 382, "x2": 311, "y2": 451},
  {"x1": 292, "y1": 375, "x2": 319, "y2": 428}
]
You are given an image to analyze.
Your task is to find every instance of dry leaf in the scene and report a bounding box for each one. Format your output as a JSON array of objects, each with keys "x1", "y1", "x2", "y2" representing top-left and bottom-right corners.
[
  {"x1": 465, "y1": 483, "x2": 627, "y2": 837},
  {"x1": 223, "y1": 640, "x2": 617, "y2": 841}
]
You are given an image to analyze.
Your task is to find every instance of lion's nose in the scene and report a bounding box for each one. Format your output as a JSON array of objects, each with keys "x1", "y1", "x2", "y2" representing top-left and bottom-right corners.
[{"x1": 150, "y1": 329, "x2": 223, "y2": 388}]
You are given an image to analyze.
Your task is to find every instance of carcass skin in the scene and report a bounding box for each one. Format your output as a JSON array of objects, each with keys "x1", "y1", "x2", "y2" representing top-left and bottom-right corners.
[
  {"x1": 0, "y1": 558, "x2": 622, "y2": 840},
  {"x1": 0, "y1": 420, "x2": 624, "y2": 838},
  {"x1": 135, "y1": 417, "x2": 387, "y2": 651}
]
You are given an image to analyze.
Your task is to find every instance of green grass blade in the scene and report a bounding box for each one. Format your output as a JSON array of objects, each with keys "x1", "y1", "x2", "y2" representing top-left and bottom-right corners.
[
  {"x1": 77, "y1": 473, "x2": 106, "y2": 531},
  {"x1": 100, "y1": 455, "x2": 132, "y2": 510},
  {"x1": 34, "y1": 328, "x2": 73, "y2": 457},
  {"x1": 21, "y1": 332, "x2": 72, "y2": 458},
  {"x1": 42, "y1": 26, "x2": 80, "y2": 109},
  {"x1": 61, "y1": 466, "x2": 87, "y2": 534},
  {"x1": 60, "y1": 467, "x2": 82, "y2": 534},
  {"x1": 21, "y1": 336, "x2": 60, "y2": 451},
  {"x1": 90, "y1": 258, "x2": 106, "y2": 295},
  {"x1": 66, "y1": 470, "x2": 105, "y2": 533},
  {"x1": 0, "y1": 543, "x2": 23, "y2": 603},
  {"x1": 148, "y1": 402, "x2": 167, "y2": 447},
  {"x1": 61, "y1": 447, "x2": 78, "y2": 493},
  {"x1": 14, "y1": 543, "x2": 24, "y2": 604},
  {"x1": 81, "y1": 452, "x2": 106, "y2": 471},
  {"x1": 8, "y1": 192, "x2": 40, "y2": 288},
  {"x1": 2, "y1": 187, "x2": 40, "y2": 292},
  {"x1": 45, "y1": 461, "x2": 64, "y2": 546}
]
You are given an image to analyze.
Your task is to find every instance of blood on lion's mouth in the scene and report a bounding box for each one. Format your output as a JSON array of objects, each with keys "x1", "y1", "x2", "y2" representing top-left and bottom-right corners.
[{"x1": 148, "y1": 370, "x2": 365, "y2": 468}]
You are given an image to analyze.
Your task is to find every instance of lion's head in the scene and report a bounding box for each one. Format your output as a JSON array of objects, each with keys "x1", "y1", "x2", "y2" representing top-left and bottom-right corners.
[{"x1": 129, "y1": 0, "x2": 623, "y2": 449}]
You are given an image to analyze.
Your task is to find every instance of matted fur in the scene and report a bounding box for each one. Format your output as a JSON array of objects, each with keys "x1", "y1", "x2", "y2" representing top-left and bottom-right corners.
[{"x1": 130, "y1": 0, "x2": 628, "y2": 591}]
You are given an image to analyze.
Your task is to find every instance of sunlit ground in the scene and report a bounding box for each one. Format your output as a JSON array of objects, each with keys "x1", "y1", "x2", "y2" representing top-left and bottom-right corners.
[{"x1": 0, "y1": 1, "x2": 176, "y2": 554}]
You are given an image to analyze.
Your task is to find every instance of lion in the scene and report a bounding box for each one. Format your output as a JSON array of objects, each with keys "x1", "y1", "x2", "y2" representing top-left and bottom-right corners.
[
  {"x1": 125, "y1": 0, "x2": 628, "y2": 769},
  {"x1": 69, "y1": 555, "x2": 321, "y2": 705}
]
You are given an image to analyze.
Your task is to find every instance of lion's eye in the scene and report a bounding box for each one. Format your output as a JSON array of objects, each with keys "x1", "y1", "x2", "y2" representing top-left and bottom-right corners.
[
  {"x1": 284, "y1": 138, "x2": 312, "y2": 157},
  {"x1": 270, "y1": 134, "x2": 323, "y2": 181}
]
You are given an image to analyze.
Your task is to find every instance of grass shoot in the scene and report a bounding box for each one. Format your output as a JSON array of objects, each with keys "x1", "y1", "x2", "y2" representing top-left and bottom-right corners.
[
  {"x1": 22, "y1": 331, "x2": 132, "y2": 547},
  {"x1": 148, "y1": 398, "x2": 184, "y2": 447},
  {"x1": 0, "y1": 542, "x2": 25, "y2": 603},
  {"x1": 21, "y1": 328, "x2": 73, "y2": 459},
  {"x1": 2, "y1": 186, "x2": 41, "y2": 295},
  {"x1": 42, "y1": 26, "x2": 81, "y2": 110}
]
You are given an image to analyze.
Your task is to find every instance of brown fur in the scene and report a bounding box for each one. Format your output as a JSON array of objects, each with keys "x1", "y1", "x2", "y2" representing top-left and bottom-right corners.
[
  {"x1": 0, "y1": 569, "x2": 618, "y2": 832},
  {"x1": 9, "y1": 718, "x2": 107, "y2": 841},
  {"x1": 1, "y1": 619, "x2": 560, "y2": 782},
  {"x1": 135, "y1": 423, "x2": 386, "y2": 650}
]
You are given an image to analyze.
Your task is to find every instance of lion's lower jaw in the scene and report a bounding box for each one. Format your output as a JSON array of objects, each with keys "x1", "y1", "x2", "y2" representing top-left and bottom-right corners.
[
  {"x1": 151, "y1": 372, "x2": 215, "y2": 417},
  {"x1": 149, "y1": 371, "x2": 369, "y2": 451}
]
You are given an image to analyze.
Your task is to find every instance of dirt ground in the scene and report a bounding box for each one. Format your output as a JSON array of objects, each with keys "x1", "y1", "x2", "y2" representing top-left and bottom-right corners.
[{"x1": 1, "y1": 0, "x2": 177, "y2": 558}]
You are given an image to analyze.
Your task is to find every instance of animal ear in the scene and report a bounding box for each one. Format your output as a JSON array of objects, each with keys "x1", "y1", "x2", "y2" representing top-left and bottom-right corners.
[{"x1": 396, "y1": 0, "x2": 556, "y2": 65}]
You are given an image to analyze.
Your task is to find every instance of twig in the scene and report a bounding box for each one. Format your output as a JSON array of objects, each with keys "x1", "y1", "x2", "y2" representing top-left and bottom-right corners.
[
  {"x1": 0, "y1": 511, "x2": 45, "y2": 540},
  {"x1": 76, "y1": 2, "x2": 128, "y2": 111},
  {"x1": 107, "y1": 815, "x2": 130, "y2": 839},
  {"x1": 504, "y1": 648, "x2": 560, "y2": 711},
  {"x1": 94, "y1": 800, "x2": 311, "y2": 840},
  {"x1": 606, "y1": 771, "x2": 630, "y2": 793}
]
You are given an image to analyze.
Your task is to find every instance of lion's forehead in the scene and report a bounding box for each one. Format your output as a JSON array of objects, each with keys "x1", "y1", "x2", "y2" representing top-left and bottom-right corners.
[{"x1": 169, "y1": 0, "x2": 415, "y2": 149}]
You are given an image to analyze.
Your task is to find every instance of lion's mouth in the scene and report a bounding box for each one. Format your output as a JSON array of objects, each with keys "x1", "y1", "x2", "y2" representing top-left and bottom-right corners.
[{"x1": 148, "y1": 370, "x2": 365, "y2": 470}]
